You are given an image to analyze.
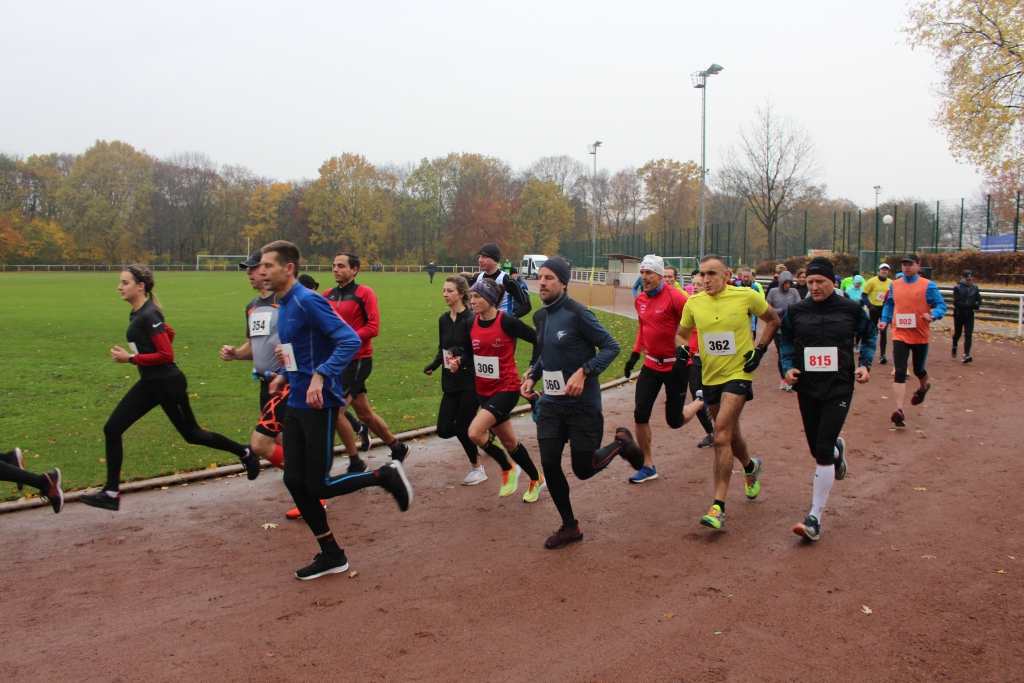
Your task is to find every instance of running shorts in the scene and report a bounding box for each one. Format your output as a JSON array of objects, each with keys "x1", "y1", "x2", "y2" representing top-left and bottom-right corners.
[
  {"x1": 342, "y1": 357, "x2": 373, "y2": 397},
  {"x1": 701, "y1": 379, "x2": 753, "y2": 406},
  {"x1": 535, "y1": 401, "x2": 604, "y2": 451},
  {"x1": 478, "y1": 390, "x2": 521, "y2": 426}
]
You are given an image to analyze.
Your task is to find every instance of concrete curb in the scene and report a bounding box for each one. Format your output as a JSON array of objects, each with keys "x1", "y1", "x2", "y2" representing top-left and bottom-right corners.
[{"x1": 0, "y1": 374, "x2": 636, "y2": 515}]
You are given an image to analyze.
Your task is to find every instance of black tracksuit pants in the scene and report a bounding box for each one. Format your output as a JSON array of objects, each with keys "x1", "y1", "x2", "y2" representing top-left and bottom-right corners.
[
  {"x1": 952, "y1": 308, "x2": 974, "y2": 355},
  {"x1": 436, "y1": 389, "x2": 479, "y2": 463},
  {"x1": 797, "y1": 392, "x2": 852, "y2": 466}
]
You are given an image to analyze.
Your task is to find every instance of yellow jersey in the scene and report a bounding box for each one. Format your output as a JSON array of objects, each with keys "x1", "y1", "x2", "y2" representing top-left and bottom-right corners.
[
  {"x1": 862, "y1": 276, "x2": 891, "y2": 308},
  {"x1": 681, "y1": 286, "x2": 769, "y2": 386}
]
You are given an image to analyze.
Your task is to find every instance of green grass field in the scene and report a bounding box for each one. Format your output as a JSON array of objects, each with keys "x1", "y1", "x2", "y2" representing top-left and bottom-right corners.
[{"x1": 0, "y1": 272, "x2": 637, "y2": 501}]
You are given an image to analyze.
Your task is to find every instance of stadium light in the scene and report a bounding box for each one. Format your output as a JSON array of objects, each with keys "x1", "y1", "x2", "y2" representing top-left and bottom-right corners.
[
  {"x1": 692, "y1": 64, "x2": 724, "y2": 259},
  {"x1": 587, "y1": 141, "x2": 602, "y2": 272}
]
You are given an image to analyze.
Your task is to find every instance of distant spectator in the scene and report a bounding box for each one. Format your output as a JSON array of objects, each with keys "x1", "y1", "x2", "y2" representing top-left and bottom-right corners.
[
  {"x1": 795, "y1": 269, "x2": 808, "y2": 298},
  {"x1": 427, "y1": 260, "x2": 437, "y2": 284}
]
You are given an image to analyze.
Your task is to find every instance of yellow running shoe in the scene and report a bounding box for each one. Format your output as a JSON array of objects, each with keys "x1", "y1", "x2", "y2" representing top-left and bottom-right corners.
[
  {"x1": 744, "y1": 457, "x2": 762, "y2": 500},
  {"x1": 700, "y1": 504, "x2": 725, "y2": 530},
  {"x1": 499, "y1": 466, "x2": 519, "y2": 498},
  {"x1": 523, "y1": 478, "x2": 546, "y2": 503}
]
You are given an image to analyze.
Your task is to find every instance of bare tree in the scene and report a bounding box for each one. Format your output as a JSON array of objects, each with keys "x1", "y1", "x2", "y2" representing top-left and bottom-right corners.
[
  {"x1": 718, "y1": 99, "x2": 821, "y2": 260},
  {"x1": 606, "y1": 166, "x2": 644, "y2": 238},
  {"x1": 526, "y1": 155, "x2": 586, "y2": 199}
]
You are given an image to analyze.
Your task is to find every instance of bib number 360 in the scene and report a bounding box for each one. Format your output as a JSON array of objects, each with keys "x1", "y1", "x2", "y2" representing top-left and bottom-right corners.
[
  {"x1": 542, "y1": 370, "x2": 566, "y2": 396},
  {"x1": 474, "y1": 355, "x2": 500, "y2": 379}
]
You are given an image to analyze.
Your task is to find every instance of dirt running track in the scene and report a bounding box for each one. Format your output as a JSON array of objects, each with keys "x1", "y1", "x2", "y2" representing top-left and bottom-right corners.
[{"x1": 2, "y1": 329, "x2": 1022, "y2": 683}]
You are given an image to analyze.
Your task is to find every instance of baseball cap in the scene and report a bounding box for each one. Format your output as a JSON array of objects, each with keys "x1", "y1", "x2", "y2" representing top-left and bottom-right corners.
[
  {"x1": 962, "y1": 269, "x2": 973, "y2": 278},
  {"x1": 239, "y1": 250, "x2": 263, "y2": 269},
  {"x1": 878, "y1": 263, "x2": 890, "y2": 270},
  {"x1": 900, "y1": 254, "x2": 920, "y2": 264}
]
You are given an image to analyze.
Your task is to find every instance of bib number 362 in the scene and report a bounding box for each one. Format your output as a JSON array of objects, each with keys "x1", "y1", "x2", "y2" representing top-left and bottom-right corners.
[
  {"x1": 803, "y1": 346, "x2": 838, "y2": 372},
  {"x1": 474, "y1": 355, "x2": 500, "y2": 379},
  {"x1": 542, "y1": 370, "x2": 565, "y2": 396},
  {"x1": 703, "y1": 331, "x2": 736, "y2": 356}
]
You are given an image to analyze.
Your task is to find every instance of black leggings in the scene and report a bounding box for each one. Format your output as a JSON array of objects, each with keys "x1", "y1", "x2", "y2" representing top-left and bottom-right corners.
[
  {"x1": 869, "y1": 306, "x2": 887, "y2": 357},
  {"x1": 103, "y1": 374, "x2": 248, "y2": 491},
  {"x1": 0, "y1": 458, "x2": 47, "y2": 491},
  {"x1": 437, "y1": 390, "x2": 479, "y2": 463},
  {"x1": 953, "y1": 308, "x2": 974, "y2": 355},
  {"x1": 633, "y1": 363, "x2": 689, "y2": 427},
  {"x1": 539, "y1": 437, "x2": 626, "y2": 524},
  {"x1": 688, "y1": 357, "x2": 713, "y2": 435},
  {"x1": 892, "y1": 340, "x2": 929, "y2": 384},
  {"x1": 797, "y1": 392, "x2": 851, "y2": 466},
  {"x1": 283, "y1": 407, "x2": 383, "y2": 537}
]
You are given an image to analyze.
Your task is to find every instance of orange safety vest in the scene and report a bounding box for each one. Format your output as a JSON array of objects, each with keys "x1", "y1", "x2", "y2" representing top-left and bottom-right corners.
[{"x1": 891, "y1": 276, "x2": 932, "y2": 345}]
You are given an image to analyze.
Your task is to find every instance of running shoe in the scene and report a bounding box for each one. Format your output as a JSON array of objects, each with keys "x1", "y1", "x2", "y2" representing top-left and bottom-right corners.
[
  {"x1": 793, "y1": 515, "x2": 820, "y2": 541},
  {"x1": 295, "y1": 551, "x2": 349, "y2": 580},
  {"x1": 80, "y1": 490, "x2": 119, "y2": 512},
  {"x1": 951, "y1": 346, "x2": 958, "y2": 359},
  {"x1": 462, "y1": 466, "x2": 488, "y2": 486},
  {"x1": 379, "y1": 461, "x2": 413, "y2": 511},
  {"x1": 2, "y1": 447, "x2": 24, "y2": 490},
  {"x1": 744, "y1": 458, "x2": 763, "y2": 500},
  {"x1": 41, "y1": 469, "x2": 63, "y2": 514},
  {"x1": 391, "y1": 441, "x2": 410, "y2": 463},
  {"x1": 544, "y1": 521, "x2": 583, "y2": 549},
  {"x1": 357, "y1": 421, "x2": 371, "y2": 452},
  {"x1": 614, "y1": 427, "x2": 645, "y2": 470},
  {"x1": 697, "y1": 433, "x2": 715, "y2": 449},
  {"x1": 891, "y1": 408, "x2": 905, "y2": 427},
  {"x1": 910, "y1": 382, "x2": 931, "y2": 406},
  {"x1": 347, "y1": 456, "x2": 367, "y2": 474},
  {"x1": 629, "y1": 465, "x2": 658, "y2": 484},
  {"x1": 285, "y1": 500, "x2": 326, "y2": 520},
  {"x1": 240, "y1": 448, "x2": 261, "y2": 480},
  {"x1": 779, "y1": 381, "x2": 788, "y2": 391},
  {"x1": 700, "y1": 504, "x2": 725, "y2": 530},
  {"x1": 878, "y1": 355, "x2": 887, "y2": 365},
  {"x1": 962, "y1": 355, "x2": 973, "y2": 364},
  {"x1": 498, "y1": 466, "x2": 520, "y2": 498},
  {"x1": 834, "y1": 437, "x2": 848, "y2": 481},
  {"x1": 523, "y1": 479, "x2": 546, "y2": 503}
]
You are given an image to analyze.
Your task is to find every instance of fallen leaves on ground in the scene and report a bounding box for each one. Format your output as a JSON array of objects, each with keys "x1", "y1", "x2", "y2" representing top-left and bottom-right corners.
[
  {"x1": 913, "y1": 487, "x2": 927, "y2": 491},
  {"x1": 261, "y1": 523, "x2": 278, "y2": 530},
  {"x1": 349, "y1": 570, "x2": 359, "y2": 578},
  {"x1": 862, "y1": 606, "x2": 873, "y2": 615}
]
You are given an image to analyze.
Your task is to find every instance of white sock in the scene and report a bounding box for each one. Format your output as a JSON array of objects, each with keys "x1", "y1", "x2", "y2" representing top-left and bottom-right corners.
[
  {"x1": 810, "y1": 465, "x2": 835, "y2": 521},
  {"x1": 105, "y1": 490, "x2": 120, "y2": 498},
  {"x1": 834, "y1": 445, "x2": 840, "y2": 459}
]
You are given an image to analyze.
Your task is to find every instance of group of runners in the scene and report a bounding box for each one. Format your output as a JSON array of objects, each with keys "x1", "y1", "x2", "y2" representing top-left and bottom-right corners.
[{"x1": 1, "y1": 238, "x2": 968, "y2": 576}]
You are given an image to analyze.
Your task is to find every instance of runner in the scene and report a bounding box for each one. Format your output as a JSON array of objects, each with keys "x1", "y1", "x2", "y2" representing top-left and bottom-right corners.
[
  {"x1": 260, "y1": 241, "x2": 412, "y2": 580},
  {"x1": 840, "y1": 269, "x2": 859, "y2": 293},
  {"x1": 522, "y1": 258, "x2": 645, "y2": 548},
  {"x1": 423, "y1": 275, "x2": 486, "y2": 485},
  {"x1": 677, "y1": 255, "x2": 780, "y2": 530},
  {"x1": 467, "y1": 278, "x2": 544, "y2": 501},
  {"x1": 862, "y1": 264, "x2": 892, "y2": 364},
  {"x1": 879, "y1": 254, "x2": 947, "y2": 427},
  {"x1": 467, "y1": 243, "x2": 532, "y2": 318},
  {"x1": 0, "y1": 447, "x2": 63, "y2": 513},
  {"x1": 621, "y1": 255, "x2": 706, "y2": 483},
  {"x1": 766, "y1": 271, "x2": 802, "y2": 391},
  {"x1": 324, "y1": 252, "x2": 408, "y2": 465},
  {"x1": 81, "y1": 265, "x2": 258, "y2": 512},
  {"x1": 794, "y1": 269, "x2": 808, "y2": 298},
  {"x1": 686, "y1": 272, "x2": 716, "y2": 448},
  {"x1": 779, "y1": 256, "x2": 877, "y2": 541},
  {"x1": 952, "y1": 269, "x2": 981, "y2": 363},
  {"x1": 844, "y1": 274, "x2": 866, "y2": 303},
  {"x1": 736, "y1": 267, "x2": 764, "y2": 342},
  {"x1": 663, "y1": 265, "x2": 684, "y2": 292}
]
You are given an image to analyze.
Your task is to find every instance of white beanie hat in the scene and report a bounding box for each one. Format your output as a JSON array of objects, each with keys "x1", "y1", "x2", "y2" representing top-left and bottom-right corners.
[{"x1": 639, "y1": 254, "x2": 665, "y2": 276}]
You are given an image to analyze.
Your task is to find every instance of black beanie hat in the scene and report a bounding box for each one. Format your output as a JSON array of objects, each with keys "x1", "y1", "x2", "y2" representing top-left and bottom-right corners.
[
  {"x1": 478, "y1": 243, "x2": 501, "y2": 262},
  {"x1": 540, "y1": 257, "x2": 571, "y2": 286},
  {"x1": 805, "y1": 256, "x2": 835, "y2": 282}
]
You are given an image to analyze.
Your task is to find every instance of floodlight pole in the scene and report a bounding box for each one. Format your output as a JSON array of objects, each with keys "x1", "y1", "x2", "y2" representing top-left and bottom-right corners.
[
  {"x1": 587, "y1": 141, "x2": 602, "y2": 272},
  {"x1": 692, "y1": 64, "x2": 723, "y2": 260},
  {"x1": 873, "y1": 185, "x2": 882, "y2": 272}
]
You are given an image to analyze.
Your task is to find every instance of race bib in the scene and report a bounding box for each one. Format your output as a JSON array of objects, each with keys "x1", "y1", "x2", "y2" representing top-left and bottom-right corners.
[
  {"x1": 279, "y1": 343, "x2": 298, "y2": 372},
  {"x1": 249, "y1": 311, "x2": 272, "y2": 337},
  {"x1": 895, "y1": 313, "x2": 917, "y2": 329},
  {"x1": 442, "y1": 349, "x2": 455, "y2": 370},
  {"x1": 804, "y1": 346, "x2": 838, "y2": 372},
  {"x1": 542, "y1": 370, "x2": 566, "y2": 396},
  {"x1": 474, "y1": 355, "x2": 500, "y2": 379},
  {"x1": 703, "y1": 332, "x2": 737, "y2": 356},
  {"x1": 128, "y1": 342, "x2": 138, "y2": 354},
  {"x1": 874, "y1": 291, "x2": 886, "y2": 302}
]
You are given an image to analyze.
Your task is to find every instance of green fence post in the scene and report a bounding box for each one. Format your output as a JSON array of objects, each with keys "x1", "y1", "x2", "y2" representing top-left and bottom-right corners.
[
  {"x1": 874, "y1": 207, "x2": 879, "y2": 275},
  {"x1": 858, "y1": 210, "x2": 862, "y2": 264},
  {"x1": 742, "y1": 210, "x2": 747, "y2": 265},
  {"x1": 986, "y1": 194, "x2": 991, "y2": 237},
  {"x1": 892, "y1": 204, "x2": 898, "y2": 254},
  {"x1": 935, "y1": 200, "x2": 940, "y2": 251},
  {"x1": 913, "y1": 203, "x2": 918, "y2": 253},
  {"x1": 958, "y1": 198, "x2": 964, "y2": 251},
  {"x1": 1015, "y1": 191, "x2": 1021, "y2": 252},
  {"x1": 803, "y1": 210, "x2": 808, "y2": 256}
]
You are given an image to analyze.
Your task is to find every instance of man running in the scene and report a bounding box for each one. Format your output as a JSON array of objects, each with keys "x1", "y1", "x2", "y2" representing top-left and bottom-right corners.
[
  {"x1": 685, "y1": 272, "x2": 716, "y2": 448},
  {"x1": 736, "y1": 267, "x2": 764, "y2": 342},
  {"x1": 677, "y1": 255, "x2": 780, "y2": 530},
  {"x1": 522, "y1": 258, "x2": 644, "y2": 549},
  {"x1": 862, "y1": 264, "x2": 891, "y2": 364},
  {"x1": 324, "y1": 252, "x2": 409, "y2": 464},
  {"x1": 780, "y1": 257, "x2": 876, "y2": 541},
  {"x1": 879, "y1": 254, "x2": 947, "y2": 427},
  {"x1": 621, "y1": 255, "x2": 706, "y2": 483},
  {"x1": 952, "y1": 269, "x2": 981, "y2": 363},
  {"x1": 467, "y1": 243, "x2": 531, "y2": 318},
  {"x1": 260, "y1": 241, "x2": 412, "y2": 580},
  {"x1": 663, "y1": 265, "x2": 684, "y2": 292},
  {"x1": 0, "y1": 447, "x2": 63, "y2": 513},
  {"x1": 427, "y1": 261, "x2": 437, "y2": 284}
]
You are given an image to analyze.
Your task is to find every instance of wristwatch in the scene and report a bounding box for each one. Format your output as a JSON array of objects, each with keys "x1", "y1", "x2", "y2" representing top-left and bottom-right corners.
[
  {"x1": 756, "y1": 344, "x2": 769, "y2": 354},
  {"x1": 582, "y1": 365, "x2": 593, "y2": 376}
]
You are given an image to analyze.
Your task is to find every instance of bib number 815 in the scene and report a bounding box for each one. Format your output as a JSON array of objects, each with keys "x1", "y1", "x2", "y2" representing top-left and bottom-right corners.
[{"x1": 807, "y1": 355, "x2": 832, "y2": 368}]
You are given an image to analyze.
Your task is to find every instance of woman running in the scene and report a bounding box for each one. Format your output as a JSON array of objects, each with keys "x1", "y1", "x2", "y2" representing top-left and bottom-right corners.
[
  {"x1": 424, "y1": 276, "x2": 488, "y2": 485},
  {"x1": 80, "y1": 265, "x2": 259, "y2": 511},
  {"x1": 467, "y1": 278, "x2": 544, "y2": 501},
  {"x1": 0, "y1": 447, "x2": 63, "y2": 513}
]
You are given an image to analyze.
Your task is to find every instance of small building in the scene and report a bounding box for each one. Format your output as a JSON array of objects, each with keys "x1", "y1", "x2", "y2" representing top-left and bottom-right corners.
[{"x1": 605, "y1": 253, "x2": 642, "y2": 288}]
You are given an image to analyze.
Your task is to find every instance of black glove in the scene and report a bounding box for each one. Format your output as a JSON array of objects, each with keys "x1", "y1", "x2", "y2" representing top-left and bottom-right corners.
[
  {"x1": 743, "y1": 344, "x2": 768, "y2": 373},
  {"x1": 675, "y1": 344, "x2": 691, "y2": 364},
  {"x1": 624, "y1": 351, "x2": 641, "y2": 378},
  {"x1": 423, "y1": 363, "x2": 435, "y2": 374}
]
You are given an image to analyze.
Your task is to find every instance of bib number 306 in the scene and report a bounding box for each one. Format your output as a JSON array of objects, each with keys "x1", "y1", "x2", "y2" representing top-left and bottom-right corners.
[{"x1": 474, "y1": 355, "x2": 500, "y2": 379}]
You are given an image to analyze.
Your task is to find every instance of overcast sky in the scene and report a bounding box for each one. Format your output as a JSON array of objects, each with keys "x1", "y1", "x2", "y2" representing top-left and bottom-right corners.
[{"x1": 1, "y1": 0, "x2": 980, "y2": 207}]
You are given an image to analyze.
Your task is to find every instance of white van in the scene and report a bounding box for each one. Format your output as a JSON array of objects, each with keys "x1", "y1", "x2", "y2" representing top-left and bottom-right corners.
[{"x1": 520, "y1": 254, "x2": 548, "y2": 279}]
